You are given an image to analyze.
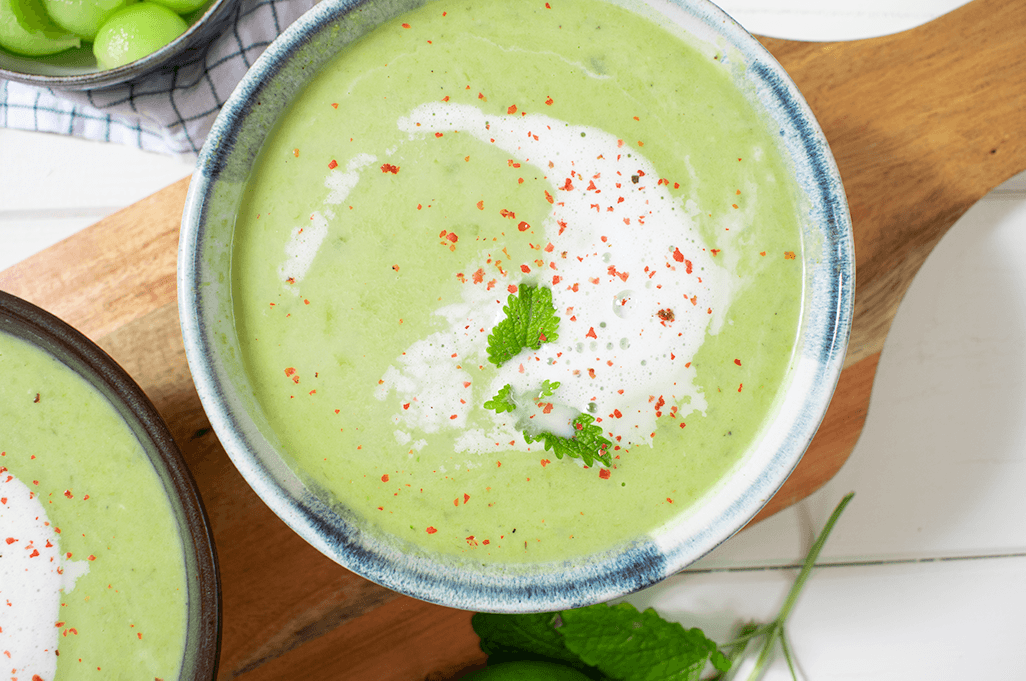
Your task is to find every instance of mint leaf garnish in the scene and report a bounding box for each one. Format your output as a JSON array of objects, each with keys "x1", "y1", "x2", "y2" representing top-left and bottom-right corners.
[
  {"x1": 471, "y1": 612, "x2": 590, "y2": 672},
  {"x1": 559, "y1": 602, "x2": 728, "y2": 681},
  {"x1": 538, "y1": 379, "x2": 561, "y2": 399},
  {"x1": 484, "y1": 384, "x2": 517, "y2": 414},
  {"x1": 487, "y1": 284, "x2": 560, "y2": 367},
  {"x1": 524, "y1": 413, "x2": 612, "y2": 468}
]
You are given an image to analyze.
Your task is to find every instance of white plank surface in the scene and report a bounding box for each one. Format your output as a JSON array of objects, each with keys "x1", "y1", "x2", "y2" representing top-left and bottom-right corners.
[{"x1": 3, "y1": 1, "x2": 1025, "y2": 679}]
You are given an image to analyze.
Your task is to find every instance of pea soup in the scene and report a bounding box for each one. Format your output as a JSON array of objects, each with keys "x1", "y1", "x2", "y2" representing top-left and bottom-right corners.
[
  {"x1": 230, "y1": 0, "x2": 804, "y2": 562},
  {"x1": 0, "y1": 331, "x2": 188, "y2": 680}
]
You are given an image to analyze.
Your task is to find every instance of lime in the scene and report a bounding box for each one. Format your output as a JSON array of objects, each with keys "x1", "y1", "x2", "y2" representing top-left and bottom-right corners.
[
  {"x1": 0, "y1": 0, "x2": 80, "y2": 56},
  {"x1": 42, "y1": 0, "x2": 132, "y2": 41},
  {"x1": 462, "y1": 661, "x2": 592, "y2": 681},
  {"x1": 92, "y1": 2, "x2": 186, "y2": 69}
]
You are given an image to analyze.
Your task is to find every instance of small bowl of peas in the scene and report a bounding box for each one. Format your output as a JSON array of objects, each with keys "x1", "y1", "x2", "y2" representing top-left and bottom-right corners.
[{"x1": 0, "y1": 0, "x2": 239, "y2": 90}]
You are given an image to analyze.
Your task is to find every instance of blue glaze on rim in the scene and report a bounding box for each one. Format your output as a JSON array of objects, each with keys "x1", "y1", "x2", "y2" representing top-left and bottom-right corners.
[{"x1": 179, "y1": 0, "x2": 854, "y2": 612}]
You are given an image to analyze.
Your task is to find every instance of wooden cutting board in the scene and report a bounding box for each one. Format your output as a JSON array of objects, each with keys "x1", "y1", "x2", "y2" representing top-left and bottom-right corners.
[{"x1": 2, "y1": 0, "x2": 1024, "y2": 677}]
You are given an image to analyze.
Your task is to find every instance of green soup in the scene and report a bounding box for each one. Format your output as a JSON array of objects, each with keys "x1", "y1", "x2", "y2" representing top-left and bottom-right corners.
[
  {"x1": 0, "y1": 331, "x2": 188, "y2": 679},
  {"x1": 231, "y1": 0, "x2": 804, "y2": 562}
]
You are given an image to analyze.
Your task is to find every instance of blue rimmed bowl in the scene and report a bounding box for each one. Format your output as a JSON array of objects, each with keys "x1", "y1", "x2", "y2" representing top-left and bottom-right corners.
[{"x1": 179, "y1": 0, "x2": 853, "y2": 612}]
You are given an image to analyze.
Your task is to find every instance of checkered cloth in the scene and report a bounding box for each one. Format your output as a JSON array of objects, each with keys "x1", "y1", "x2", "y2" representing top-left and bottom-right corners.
[{"x1": 0, "y1": 0, "x2": 316, "y2": 157}]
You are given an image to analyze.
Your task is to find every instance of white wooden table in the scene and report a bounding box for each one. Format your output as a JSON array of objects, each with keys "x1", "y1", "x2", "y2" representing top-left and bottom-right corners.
[{"x1": 3, "y1": 1, "x2": 1024, "y2": 677}]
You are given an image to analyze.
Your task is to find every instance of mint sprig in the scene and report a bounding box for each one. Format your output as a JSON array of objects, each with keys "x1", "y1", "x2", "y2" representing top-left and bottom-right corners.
[
  {"x1": 484, "y1": 384, "x2": 518, "y2": 414},
  {"x1": 487, "y1": 284, "x2": 560, "y2": 367},
  {"x1": 524, "y1": 413, "x2": 612, "y2": 468},
  {"x1": 472, "y1": 602, "x2": 726, "y2": 681}
]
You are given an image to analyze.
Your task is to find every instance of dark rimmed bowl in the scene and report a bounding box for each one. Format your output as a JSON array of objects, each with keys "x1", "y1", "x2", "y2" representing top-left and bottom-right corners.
[
  {"x1": 180, "y1": 0, "x2": 854, "y2": 612},
  {"x1": 0, "y1": 290, "x2": 220, "y2": 678},
  {"x1": 0, "y1": 0, "x2": 239, "y2": 90}
]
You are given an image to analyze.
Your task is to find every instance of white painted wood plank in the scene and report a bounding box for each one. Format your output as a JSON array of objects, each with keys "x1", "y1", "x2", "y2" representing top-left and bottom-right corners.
[
  {"x1": 0, "y1": 129, "x2": 192, "y2": 214},
  {"x1": 625, "y1": 555, "x2": 1026, "y2": 679}
]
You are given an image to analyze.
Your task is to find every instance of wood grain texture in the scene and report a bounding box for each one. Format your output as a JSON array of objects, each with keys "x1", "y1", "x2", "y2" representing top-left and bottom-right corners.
[{"x1": 1, "y1": 0, "x2": 1024, "y2": 677}]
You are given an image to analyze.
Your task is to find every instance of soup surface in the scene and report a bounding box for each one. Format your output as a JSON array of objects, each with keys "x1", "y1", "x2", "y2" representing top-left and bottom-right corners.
[
  {"x1": 231, "y1": 0, "x2": 804, "y2": 562},
  {"x1": 0, "y1": 331, "x2": 188, "y2": 680}
]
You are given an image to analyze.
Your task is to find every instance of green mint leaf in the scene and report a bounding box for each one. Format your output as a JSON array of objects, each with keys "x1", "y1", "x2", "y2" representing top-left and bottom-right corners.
[
  {"x1": 471, "y1": 612, "x2": 584, "y2": 670},
  {"x1": 525, "y1": 413, "x2": 612, "y2": 467},
  {"x1": 484, "y1": 384, "x2": 518, "y2": 414},
  {"x1": 538, "y1": 379, "x2": 561, "y2": 399},
  {"x1": 558, "y1": 603, "x2": 726, "y2": 681},
  {"x1": 487, "y1": 285, "x2": 560, "y2": 367}
]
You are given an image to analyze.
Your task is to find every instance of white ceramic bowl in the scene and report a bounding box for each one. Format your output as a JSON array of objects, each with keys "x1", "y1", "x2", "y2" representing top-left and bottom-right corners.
[{"x1": 179, "y1": 0, "x2": 854, "y2": 612}]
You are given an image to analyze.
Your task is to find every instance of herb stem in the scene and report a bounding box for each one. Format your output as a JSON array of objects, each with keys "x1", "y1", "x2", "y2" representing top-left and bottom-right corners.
[
  {"x1": 744, "y1": 491, "x2": 854, "y2": 681},
  {"x1": 776, "y1": 492, "x2": 854, "y2": 625}
]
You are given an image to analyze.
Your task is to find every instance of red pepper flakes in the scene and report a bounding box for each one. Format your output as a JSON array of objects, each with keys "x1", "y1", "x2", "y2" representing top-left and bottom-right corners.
[
  {"x1": 401, "y1": 22, "x2": 410, "y2": 28},
  {"x1": 667, "y1": 498, "x2": 674, "y2": 503},
  {"x1": 63, "y1": 490, "x2": 73, "y2": 499},
  {"x1": 545, "y1": 96, "x2": 554, "y2": 105},
  {"x1": 464, "y1": 493, "x2": 471, "y2": 504},
  {"x1": 734, "y1": 358, "x2": 742, "y2": 366},
  {"x1": 331, "y1": 103, "x2": 338, "y2": 109},
  {"x1": 520, "y1": 264, "x2": 531, "y2": 273},
  {"x1": 784, "y1": 251, "x2": 796, "y2": 260},
  {"x1": 585, "y1": 327, "x2": 597, "y2": 339},
  {"x1": 381, "y1": 163, "x2": 400, "y2": 174},
  {"x1": 446, "y1": 232, "x2": 459, "y2": 243},
  {"x1": 87, "y1": 555, "x2": 96, "y2": 561},
  {"x1": 478, "y1": 92, "x2": 487, "y2": 101},
  {"x1": 599, "y1": 468, "x2": 611, "y2": 479},
  {"x1": 738, "y1": 383, "x2": 743, "y2": 392},
  {"x1": 426, "y1": 527, "x2": 438, "y2": 534},
  {"x1": 508, "y1": 284, "x2": 518, "y2": 294},
  {"x1": 434, "y1": 132, "x2": 444, "y2": 138},
  {"x1": 507, "y1": 104, "x2": 517, "y2": 114},
  {"x1": 292, "y1": 148, "x2": 300, "y2": 158},
  {"x1": 711, "y1": 249, "x2": 721, "y2": 256},
  {"x1": 476, "y1": 200, "x2": 484, "y2": 210},
  {"x1": 672, "y1": 247, "x2": 684, "y2": 262},
  {"x1": 466, "y1": 535, "x2": 478, "y2": 547},
  {"x1": 657, "y1": 308, "x2": 675, "y2": 323},
  {"x1": 5, "y1": 537, "x2": 17, "y2": 544},
  {"x1": 381, "y1": 474, "x2": 389, "y2": 482},
  {"x1": 328, "y1": 159, "x2": 338, "y2": 169},
  {"x1": 518, "y1": 221, "x2": 531, "y2": 232}
]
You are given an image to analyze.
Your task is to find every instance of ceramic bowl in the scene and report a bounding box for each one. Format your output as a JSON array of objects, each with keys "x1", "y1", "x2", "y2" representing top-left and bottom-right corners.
[
  {"x1": 0, "y1": 0, "x2": 238, "y2": 90},
  {"x1": 0, "y1": 291, "x2": 220, "y2": 677},
  {"x1": 179, "y1": 0, "x2": 854, "y2": 612}
]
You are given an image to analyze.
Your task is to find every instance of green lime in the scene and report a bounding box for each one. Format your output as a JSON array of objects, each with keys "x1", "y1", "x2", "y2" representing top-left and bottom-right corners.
[
  {"x1": 42, "y1": 0, "x2": 133, "y2": 41},
  {"x1": 92, "y1": 1, "x2": 186, "y2": 69},
  {"x1": 462, "y1": 661, "x2": 592, "y2": 681},
  {"x1": 0, "y1": 0, "x2": 80, "y2": 56}
]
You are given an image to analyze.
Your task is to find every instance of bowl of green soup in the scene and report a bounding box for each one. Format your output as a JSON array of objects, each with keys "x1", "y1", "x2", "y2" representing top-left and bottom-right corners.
[
  {"x1": 0, "y1": 291, "x2": 220, "y2": 678},
  {"x1": 179, "y1": 0, "x2": 854, "y2": 611}
]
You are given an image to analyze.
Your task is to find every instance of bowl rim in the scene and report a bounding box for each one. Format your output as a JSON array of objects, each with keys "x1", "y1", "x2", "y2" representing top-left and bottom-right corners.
[
  {"x1": 0, "y1": 0, "x2": 240, "y2": 91},
  {"x1": 0, "y1": 290, "x2": 221, "y2": 678},
  {"x1": 179, "y1": 0, "x2": 854, "y2": 612}
]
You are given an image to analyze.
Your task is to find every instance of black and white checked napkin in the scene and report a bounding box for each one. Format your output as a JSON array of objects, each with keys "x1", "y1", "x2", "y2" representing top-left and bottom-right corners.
[{"x1": 0, "y1": 0, "x2": 316, "y2": 156}]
